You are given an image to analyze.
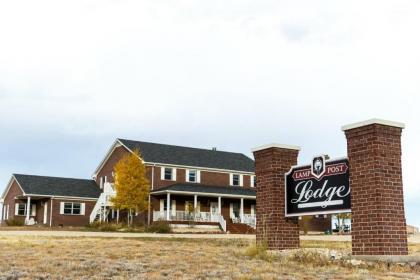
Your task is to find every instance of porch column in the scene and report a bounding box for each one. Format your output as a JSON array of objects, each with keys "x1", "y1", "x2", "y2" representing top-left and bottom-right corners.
[
  {"x1": 218, "y1": 197, "x2": 222, "y2": 215},
  {"x1": 166, "y1": 193, "x2": 171, "y2": 221},
  {"x1": 25, "y1": 196, "x2": 31, "y2": 222},
  {"x1": 240, "y1": 198, "x2": 244, "y2": 223},
  {"x1": 194, "y1": 195, "x2": 198, "y2": 209}
]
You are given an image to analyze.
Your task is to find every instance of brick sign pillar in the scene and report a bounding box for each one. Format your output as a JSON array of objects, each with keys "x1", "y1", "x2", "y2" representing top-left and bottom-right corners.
[
  {"x1": 252, "y1": 144, "x2": 300, "y2": 250},
  {"x1": 342, "y1": 119, "x2": 408, "y2": 256}
]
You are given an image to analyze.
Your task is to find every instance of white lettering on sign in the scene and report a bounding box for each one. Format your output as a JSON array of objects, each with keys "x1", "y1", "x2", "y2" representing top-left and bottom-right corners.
[{"x1": 290, "y1": 180, "x2": 350, "y2": 208}]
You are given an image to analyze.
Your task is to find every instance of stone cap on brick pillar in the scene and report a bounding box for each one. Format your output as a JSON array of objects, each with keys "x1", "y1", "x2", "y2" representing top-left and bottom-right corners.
[
  {"x1": 341, "y1": 118, "x2": 405, "y2": 131},
  {"x1": 251, "y1": 143, "x2": 301, "y2": 153}
]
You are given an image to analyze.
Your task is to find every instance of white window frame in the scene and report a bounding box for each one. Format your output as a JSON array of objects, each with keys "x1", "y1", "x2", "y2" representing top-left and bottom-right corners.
[
  {"x1": 250, "y1": 175, "x2": 256, "y2": 188},
  {"x1": 161, "y1": 167, "x2": 176, "y2": 181},
  {"x1": 186, "y1": 169, "x2": 200, "y2": 183},
  {"x1": 60, "y1": 202, "x2": 85, "y2": 216},
  {"x1": 14, "y1": 203, "x2": 36, "y2": 216},
  {"x1": 230, "y1": 174, "x2": 243, "y2": 187}
]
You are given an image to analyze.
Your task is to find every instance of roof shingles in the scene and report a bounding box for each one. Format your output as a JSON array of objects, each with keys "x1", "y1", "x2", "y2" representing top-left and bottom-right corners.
[
  {"x1": 118, "y1": 139, "x2": 255, "y2": 172},
  {"x1": 13, "y1": 174, "x2": 101, "y2": 198}
]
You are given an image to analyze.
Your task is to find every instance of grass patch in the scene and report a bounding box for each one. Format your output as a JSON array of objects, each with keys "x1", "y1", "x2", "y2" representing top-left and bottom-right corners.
[
  {"x1": 85, "y1": 222, "x2": 145, "y2": 232},
  {"x1": 5, "y1": 219, "x2": 24, "y2": 226},
  {"x1": 288, "y1": 249, "x2": 330, "y2": 267},
  {"x1": 242, "y1": 241, "x2": 273, "y2": 262},
  {"x1": 144, "y1": 221, "x2": 172, "y2": 233}
]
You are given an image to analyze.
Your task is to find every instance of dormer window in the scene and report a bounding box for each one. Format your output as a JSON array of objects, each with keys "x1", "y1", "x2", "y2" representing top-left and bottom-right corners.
[
  {"x1": 186, "y1": 169, "x2": 200, "y2": 183},
  {"x1": 230, "y1": 174, "x2": 243, "y2": 187}
]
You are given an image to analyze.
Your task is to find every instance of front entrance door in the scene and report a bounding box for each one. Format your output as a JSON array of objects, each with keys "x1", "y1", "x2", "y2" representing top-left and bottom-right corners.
[
  {"x1": 43, "y1": 203, "x2": 48, "y2": 224},
  {"x1": 210, "y1": 202, "x2": 218, "y2": 222}
]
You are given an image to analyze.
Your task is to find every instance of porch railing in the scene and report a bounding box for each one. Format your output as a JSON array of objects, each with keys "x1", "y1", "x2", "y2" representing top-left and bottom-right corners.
[
  {"x1": 153, "y1": 211, "x2": 213, "y2": 222},
  {"x1": 153, "y1": 211, "x2": 227, "y2": 231},
  {"x1": 243, "y1": 214, "x2": 256, "y2": 229}
]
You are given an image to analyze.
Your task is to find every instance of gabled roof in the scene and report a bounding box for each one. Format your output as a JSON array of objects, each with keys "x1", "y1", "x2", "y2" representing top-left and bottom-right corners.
[
  {"x1": 118, "y1": 139, "x2": 255, "y2": 173},
  {"x1": 150, "y1": 183, "x2": 256, "y2": 198},
  {"x1": 11, "y1": 174, "x2": 101, "y2": 199}
]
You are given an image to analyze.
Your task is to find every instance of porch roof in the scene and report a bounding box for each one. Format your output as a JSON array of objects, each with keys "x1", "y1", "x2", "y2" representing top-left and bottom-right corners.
[{"x1": 150, "y1": 184, "x2": 256, "y2": 198}]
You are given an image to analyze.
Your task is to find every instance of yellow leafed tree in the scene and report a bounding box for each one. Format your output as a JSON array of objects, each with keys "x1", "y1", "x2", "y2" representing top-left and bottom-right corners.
[{"x1": 111, "y1": 149, "x2": 150, "y2": 226}]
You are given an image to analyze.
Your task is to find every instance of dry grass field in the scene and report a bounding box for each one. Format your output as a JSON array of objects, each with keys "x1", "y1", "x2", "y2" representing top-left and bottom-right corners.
[{"x1": 0, "y1": 236, "x2": 418, "y2": 280}]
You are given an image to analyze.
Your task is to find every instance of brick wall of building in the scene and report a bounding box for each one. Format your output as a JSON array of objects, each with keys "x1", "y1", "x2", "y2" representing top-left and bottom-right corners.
[
  {"x1": 50, "y1": 199, "x2": 97, "y2": 227},
  {"x1": 97, "y1": 144, "x2": 255, "y2": 190},
  {"x1": 253, "y1": 146, "x2": 300, "y2": 250},
  {"x1": 344, "y1": 123, "x2": 408, "y2": 255},
  {"x1": 299, "y1": 215, "x2": 332, "y2": 232},
  {"x1": 2, "y1": 180, "x2": 24, "y2": 223},
  {"x1": 95, "y1": 145, "x2": 131, "y2": 185}
]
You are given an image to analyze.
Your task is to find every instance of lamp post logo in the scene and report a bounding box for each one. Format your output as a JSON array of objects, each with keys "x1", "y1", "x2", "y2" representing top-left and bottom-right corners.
[
  {"x1": 285, "y1": 156, "x2": 351, "y2": 217},
  {"x1": 311, "y1": 155, "x2": 326, "y2": 179}
]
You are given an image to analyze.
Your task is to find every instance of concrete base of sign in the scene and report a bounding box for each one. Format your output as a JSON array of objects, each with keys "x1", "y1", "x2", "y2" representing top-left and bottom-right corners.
[{"x1": 352, "y1": 255, "x2": 420, "y2": 263}]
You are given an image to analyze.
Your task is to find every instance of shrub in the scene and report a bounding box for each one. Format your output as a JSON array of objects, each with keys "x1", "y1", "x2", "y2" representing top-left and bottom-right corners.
[
  {"x1": 5, "y1": 219, "x2": 24, "y2": 226},
  {"x1": 85, "y1": 222, "x2": 122, "y2": 232},
  {"x1": 145, "y1": 221, "x2": 172, "y2": 233},
  {"x1": 243, "y1": 241, "x2": 272, "y2": 261},
  {"x1": 288, "y1": 249, "x2": 330, "y2": 266}
]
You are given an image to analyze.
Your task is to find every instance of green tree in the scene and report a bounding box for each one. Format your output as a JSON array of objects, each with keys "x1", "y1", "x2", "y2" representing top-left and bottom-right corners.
[{"x1": 111, "y1": 149, "x2": 150, "y2": 226}]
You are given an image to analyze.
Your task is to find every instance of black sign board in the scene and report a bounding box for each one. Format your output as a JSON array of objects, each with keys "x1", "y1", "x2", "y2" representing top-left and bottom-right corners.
[{"x1": 285, "y1": 156, "x2": 351, "y2": 217}]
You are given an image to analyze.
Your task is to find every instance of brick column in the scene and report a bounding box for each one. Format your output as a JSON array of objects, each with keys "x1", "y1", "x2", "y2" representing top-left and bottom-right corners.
[
  {"x1": 252, "y1": 143, "x2": 300, "y2": 250},
  {"x1": 342, "y1": 119, "x2": 408, "y2": 256}
]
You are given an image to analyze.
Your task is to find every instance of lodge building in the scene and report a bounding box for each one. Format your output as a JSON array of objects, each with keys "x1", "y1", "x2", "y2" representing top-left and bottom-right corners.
[{"x1": 0, "y1": 139, "x2": 330, "y2": 233}]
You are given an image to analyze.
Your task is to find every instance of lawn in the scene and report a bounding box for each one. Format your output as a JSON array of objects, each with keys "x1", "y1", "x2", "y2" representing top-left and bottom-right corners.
[{"x1": 0, "y1": 236, "x2": 418, "y2": 279}]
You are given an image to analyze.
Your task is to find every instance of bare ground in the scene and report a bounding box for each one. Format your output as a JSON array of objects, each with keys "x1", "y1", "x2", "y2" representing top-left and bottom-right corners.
[{"x1": 0, "y1": 236, "x2": 419, "y2": 280}]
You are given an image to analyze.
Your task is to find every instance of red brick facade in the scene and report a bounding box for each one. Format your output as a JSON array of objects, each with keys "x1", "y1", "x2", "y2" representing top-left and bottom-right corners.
[
  {"x1": 95, "y1": 144, "x2": 255, "y2": 191},
  {"x1": 1, "y1": 178, "x2": 96, "y2": 227},
  {"x1": 253, "y1": 145, "x2": 300, "y2": 250},
  {"x1": 50, "y1": 199, "x2": 97, "y2": 227},
  {"x1": 2, "y1": 180, "x2": 25, "y2": 223},
  {"x1": 344, "y1": 123, "x2": 408, "y2": 255},
  {"x1": 95, "y1": 145, "x2": 130, "y2": 185}
]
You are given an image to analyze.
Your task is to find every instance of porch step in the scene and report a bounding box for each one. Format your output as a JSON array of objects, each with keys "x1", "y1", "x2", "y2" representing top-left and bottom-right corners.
[{"x1": 226, "y1": 222, "x2": 255, "y2": 234}]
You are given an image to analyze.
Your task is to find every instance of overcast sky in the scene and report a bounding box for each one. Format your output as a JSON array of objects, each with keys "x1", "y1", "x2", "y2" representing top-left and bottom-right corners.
[{"x1": 0, "y1": 0, "x2": 419, "y2": 227}]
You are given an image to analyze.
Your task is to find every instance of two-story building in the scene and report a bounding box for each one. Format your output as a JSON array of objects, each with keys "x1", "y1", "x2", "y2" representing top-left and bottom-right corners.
[
  {"x1": 92, "y1": 139, "x2": 257, "y2": 233},
  {"x1": 0, "y1": 138, "x2": 331, "y2": 233},
  {"x1": 1, "y1": 139, "x2": 257, "y2": 233}
]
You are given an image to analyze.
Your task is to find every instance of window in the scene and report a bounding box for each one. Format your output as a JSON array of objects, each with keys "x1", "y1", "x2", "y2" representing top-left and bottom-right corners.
[
  {"x1": 164, "y1": 168, "x2": 173, "y2": 180},
  {"x1": 188, "y1": 170, "x2": 197, "y2": 182},
  {"x1": 17, "y1": 204, "x2": 26, "y2": 216},
  {"x1": 251, "y1": 176, "x2": 256, "y2": 188},
  {"x1": 63, "y1": 203, "x2": 82, "y2": 215},
  {"x1": 15, "y1": 203, "x2": 35, "y2": 216},
  {"x1": 186, "y1": 169, "x2": 199, "y2": 183},
  {"x1": 232, "y1": 174, "x2": 240, "y2": 186}
]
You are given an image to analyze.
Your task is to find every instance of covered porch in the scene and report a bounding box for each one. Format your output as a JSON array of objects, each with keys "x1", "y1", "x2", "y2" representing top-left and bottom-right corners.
[
  {"x1": 150, "y1": 184, "x2": 256, "y2": 232},
  {"x1": 11, "y1": 195, "x2": 50, "y2": 225}
]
